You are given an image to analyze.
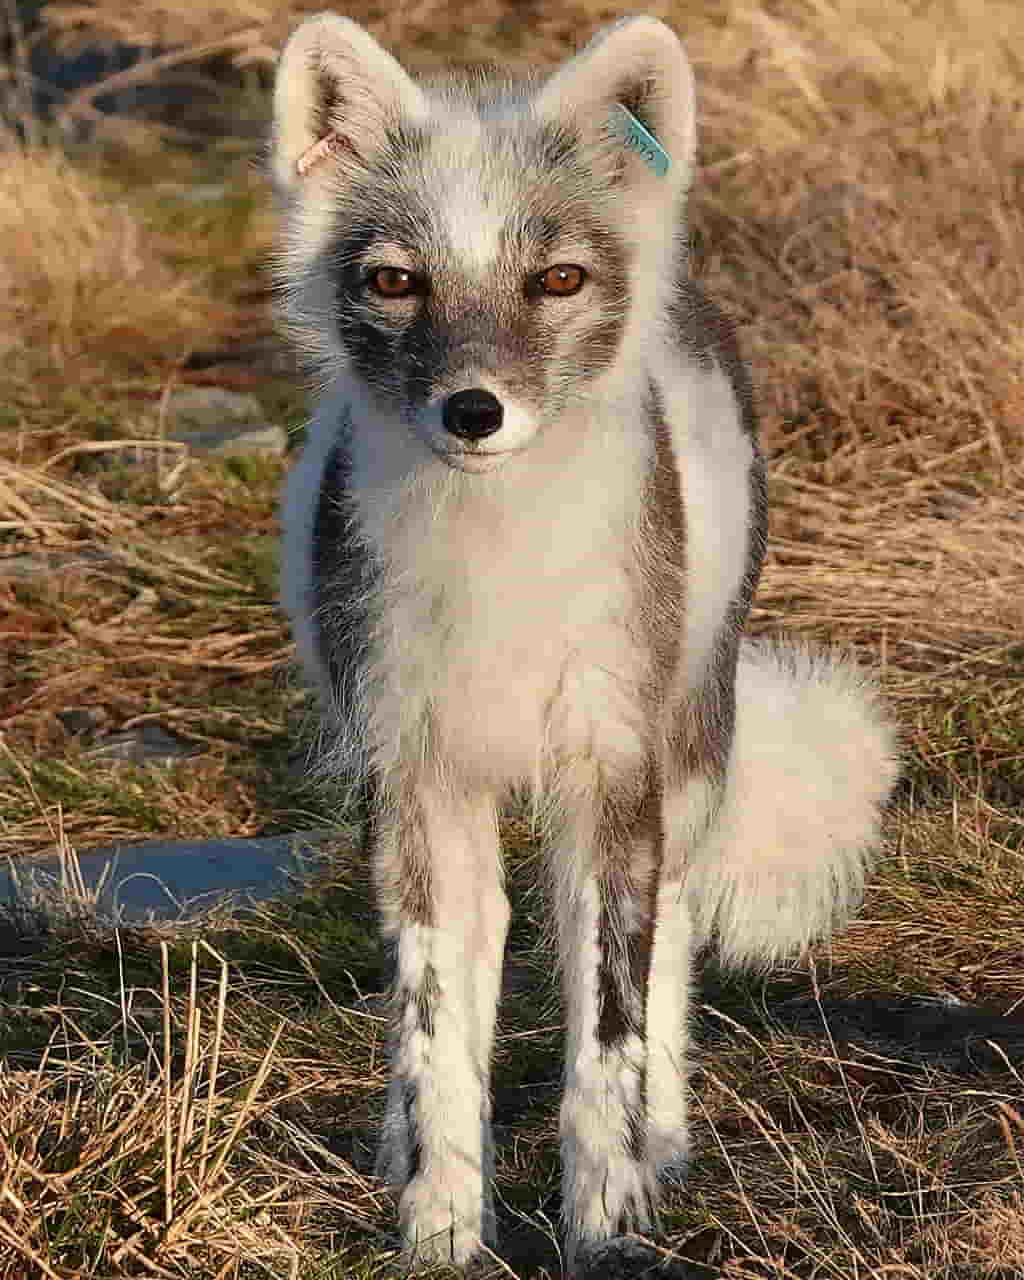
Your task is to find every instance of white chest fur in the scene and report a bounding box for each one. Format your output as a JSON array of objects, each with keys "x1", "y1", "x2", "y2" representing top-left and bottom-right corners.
[{"x1": 351, "y1": 409, "x2": 655, "y2": 794}]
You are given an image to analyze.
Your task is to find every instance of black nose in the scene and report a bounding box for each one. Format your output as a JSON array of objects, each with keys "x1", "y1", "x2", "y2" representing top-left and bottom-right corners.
[{"x1": 442, "y1": 388, "x2": 504, "y2": 441}]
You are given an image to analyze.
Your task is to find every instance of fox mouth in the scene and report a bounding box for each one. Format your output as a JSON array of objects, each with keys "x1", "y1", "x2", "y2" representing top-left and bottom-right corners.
[{"x1": 431, "y1": 441, "x2": 521, "y2": 473}]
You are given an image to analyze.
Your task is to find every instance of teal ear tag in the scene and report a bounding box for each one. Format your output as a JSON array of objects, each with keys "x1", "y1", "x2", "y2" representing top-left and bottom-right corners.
[{"x1": 613, "y1": 104, "x2": 670, "y2": 177}]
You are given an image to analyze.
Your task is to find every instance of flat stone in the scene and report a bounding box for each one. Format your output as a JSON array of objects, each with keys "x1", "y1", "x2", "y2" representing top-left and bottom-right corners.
[
  {"x1": 166, "y1": 389, "x2": 267, "y2": 428},
  {"x1": 192, "y1": 422, "x2": 288, "y2": 457},
  {"x1": 85, "y1": 723, "x2": 207, "y2": 765},
  {"x1": 2, "y1": 831, "x2": 333, "y2": 923},
  {"x1": 163, "y1": 387, "x2": 287, "y2": 458},
  {"x1": 56, "y1": 707, "x2": 108, "y2": 736}
]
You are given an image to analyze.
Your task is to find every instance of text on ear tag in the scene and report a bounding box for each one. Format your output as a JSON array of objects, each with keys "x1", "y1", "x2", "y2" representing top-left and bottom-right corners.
[{"x1": 613, "y1": 105, "x2": 670, "y2": 177}]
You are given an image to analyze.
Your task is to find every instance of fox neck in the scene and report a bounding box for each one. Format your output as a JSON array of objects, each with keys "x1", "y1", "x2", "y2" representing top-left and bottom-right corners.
[{"x1": 343, "y1": 373, "x2": 654, "y2": 589}]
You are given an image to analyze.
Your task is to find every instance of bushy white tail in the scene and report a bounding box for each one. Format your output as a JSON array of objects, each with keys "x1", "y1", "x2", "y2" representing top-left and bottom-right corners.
[{"x1": 685, "y1": 641, "x2": 900, "y2": 968}]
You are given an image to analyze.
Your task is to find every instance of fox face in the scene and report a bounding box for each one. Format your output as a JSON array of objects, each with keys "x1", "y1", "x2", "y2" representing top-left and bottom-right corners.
[
  {"x1": 321, "y1": 115, "x2": 630, "y2": 470},
  {"x1": 272, "y1": 16, "x2": 697, "y2": 471}
]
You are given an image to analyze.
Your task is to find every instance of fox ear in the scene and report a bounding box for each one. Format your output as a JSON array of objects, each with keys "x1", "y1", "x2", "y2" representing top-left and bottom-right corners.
[
  {"x1": 535, "y1": 17, "x2": 696, "y2": 199},
  {"x1": 271, "y1": 14, "x2": 427, "y2": 192}
]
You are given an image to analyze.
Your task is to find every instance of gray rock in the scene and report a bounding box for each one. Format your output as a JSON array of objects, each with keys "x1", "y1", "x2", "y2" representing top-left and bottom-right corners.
[
  {"x1": 85, "y1": 723, "x2": 207, "y2": 765},
  {"x1": 56, "y1": 707, "x2": 108, "y2": 736},
  {"x1": 164, "y1": 387, "x2": 259, "y2": 425},
  {"x1": 163, "y1": 387, "x2": 287, "y2": 458},
  {"x1": 195, "y1": 422, "x2": 289, "y2": 456},
  {"x1": 2, "y1": 831, "x2": 335, "y2": 923}
]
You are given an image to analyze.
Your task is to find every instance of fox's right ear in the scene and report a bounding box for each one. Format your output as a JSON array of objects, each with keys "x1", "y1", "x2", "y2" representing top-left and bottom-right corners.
[{"x1": 271, "y1": 13, "x2": 427, "y2": 193}]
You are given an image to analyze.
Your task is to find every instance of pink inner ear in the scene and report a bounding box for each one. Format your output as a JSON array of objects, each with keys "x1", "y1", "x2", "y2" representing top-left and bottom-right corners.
[{"x1": 296, "y1": 132, "x2": 345, "y2": 177}]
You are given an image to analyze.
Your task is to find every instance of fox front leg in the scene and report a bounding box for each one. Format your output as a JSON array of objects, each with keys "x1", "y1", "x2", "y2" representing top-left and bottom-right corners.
[{"x1": 372, "y1": 779, "x2": 508, "y2": 1265}]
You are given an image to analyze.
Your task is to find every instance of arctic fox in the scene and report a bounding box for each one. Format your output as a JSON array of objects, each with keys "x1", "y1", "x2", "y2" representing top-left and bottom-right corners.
[{"x1": 272, "y1": 12, "x2": 898, "y2": 1271}]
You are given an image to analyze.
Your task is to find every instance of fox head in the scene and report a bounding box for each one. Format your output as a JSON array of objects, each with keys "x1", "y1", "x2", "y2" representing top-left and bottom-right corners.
[{"x1": 272, "y1": 14, "x2": 697, "y2": 472}]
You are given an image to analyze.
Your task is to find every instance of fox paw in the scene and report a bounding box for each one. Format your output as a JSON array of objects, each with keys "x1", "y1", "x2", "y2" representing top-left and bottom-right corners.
[{"x1": 399, "y1": 1173, "x2": 489, "y2": 1267}]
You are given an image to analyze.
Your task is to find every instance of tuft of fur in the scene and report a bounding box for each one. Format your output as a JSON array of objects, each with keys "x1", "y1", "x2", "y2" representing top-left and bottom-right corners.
[{"x1": 685, "y1": 640, "x2": 901, "y2": 968}]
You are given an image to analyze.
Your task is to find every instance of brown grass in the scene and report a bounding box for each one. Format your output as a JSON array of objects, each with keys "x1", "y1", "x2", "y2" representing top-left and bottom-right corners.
[
  {"x1": 2, "y1": 0, "x2": 1023, "y2": 1275},
  {"x1": 0, "y1": 150, "x2": 227, "y2": 387}
]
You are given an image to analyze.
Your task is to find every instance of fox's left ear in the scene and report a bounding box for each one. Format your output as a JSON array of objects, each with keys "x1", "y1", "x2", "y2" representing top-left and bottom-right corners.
[{"x1": 535, "y1": 17, "x2": 696, "y2": 200}]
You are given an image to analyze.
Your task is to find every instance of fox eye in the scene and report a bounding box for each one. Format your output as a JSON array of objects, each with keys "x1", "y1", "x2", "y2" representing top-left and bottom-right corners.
[
  {"x1": 368, "y1": 266, "x2": 418, "y2": 298},
  {"x1": 538, "y1": 264, "x2": 587, "y2": 297}
]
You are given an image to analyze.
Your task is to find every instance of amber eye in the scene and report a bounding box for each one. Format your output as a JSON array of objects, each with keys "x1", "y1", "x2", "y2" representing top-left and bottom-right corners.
[
  {"x1": 538, "y1": 264, "x2": 587, "y2": 297},
  {"x1": 369, "y1": 266, "x2": 417, "y2": 298}
]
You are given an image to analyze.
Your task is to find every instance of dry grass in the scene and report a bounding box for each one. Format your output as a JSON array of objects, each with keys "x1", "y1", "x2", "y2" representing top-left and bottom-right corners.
[
  {"x1": 0, "y1": 150, "x2": 227, "y2": 386},
  {"x1": 0, "y1": 916, "x2": 396, "y2": 1277},
  {"x1": 1, "y1": 0, "x2": 1023, "y2": 1275}
]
